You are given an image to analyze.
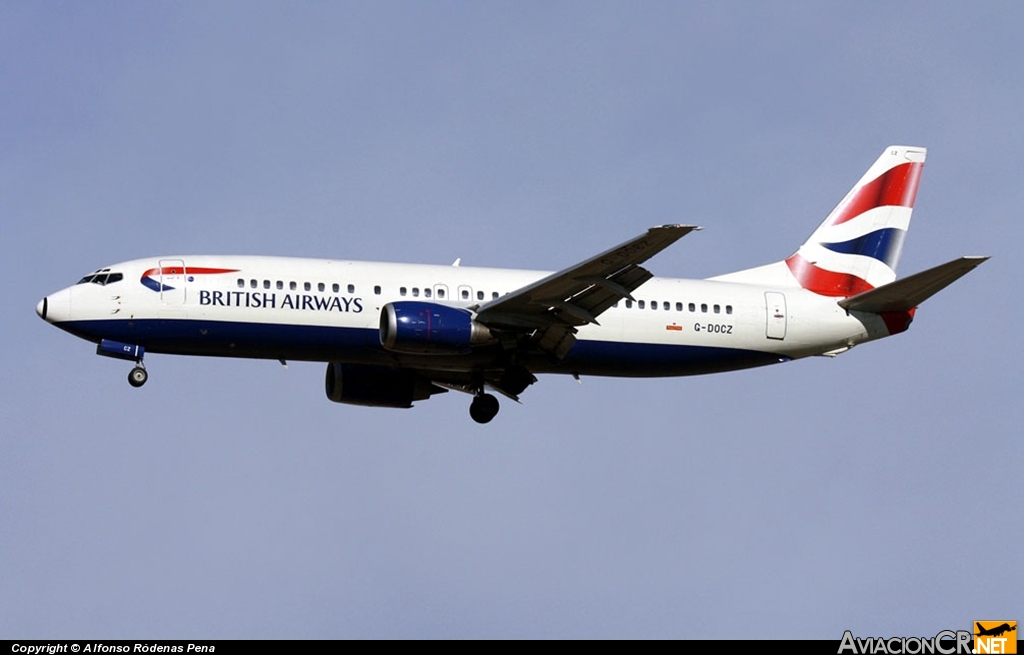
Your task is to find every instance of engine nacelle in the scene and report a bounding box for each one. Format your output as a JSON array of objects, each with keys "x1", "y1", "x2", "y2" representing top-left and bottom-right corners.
[
  {"x1": 325, "y1": 362, "x2": 440, "y2": 408},
  {"x1": 379, "y1": 302, "x2": 495, "y2": 354}
]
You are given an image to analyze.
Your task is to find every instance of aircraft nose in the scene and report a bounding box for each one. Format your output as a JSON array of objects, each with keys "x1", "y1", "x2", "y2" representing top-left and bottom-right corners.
[{"x1": 38, "y1": 288, "x2": 71, "y2": 323}]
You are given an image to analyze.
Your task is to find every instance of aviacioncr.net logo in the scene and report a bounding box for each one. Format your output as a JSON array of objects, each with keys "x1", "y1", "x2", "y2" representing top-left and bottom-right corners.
[{"x1": 838, "y1": 630, "x2": 973, "y2": 655}]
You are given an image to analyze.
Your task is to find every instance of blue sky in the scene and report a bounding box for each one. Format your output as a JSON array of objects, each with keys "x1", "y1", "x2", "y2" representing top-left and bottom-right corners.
[{"x1": 2, "y1": 2, "x2": 1019, "y2": 639}]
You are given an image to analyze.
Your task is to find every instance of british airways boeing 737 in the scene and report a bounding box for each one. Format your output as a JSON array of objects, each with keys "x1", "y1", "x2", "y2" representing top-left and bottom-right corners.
[{"x1": 37, "y1": 146, "x2": 987, "y2": 423}]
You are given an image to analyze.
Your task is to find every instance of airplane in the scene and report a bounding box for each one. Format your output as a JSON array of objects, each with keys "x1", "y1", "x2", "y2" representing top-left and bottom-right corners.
[
  {"x1": 36, "y1": 145, "x2": 988, "y2": 423},
  {"x1": 975, "y1": 623, "x2": 1015, "y2": 638}
]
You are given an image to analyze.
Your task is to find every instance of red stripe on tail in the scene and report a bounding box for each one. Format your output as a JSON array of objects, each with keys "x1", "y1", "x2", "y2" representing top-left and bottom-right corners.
[
  {"x1": 785, "y1": 254, "x2": 875, "y2": 297},
  {"x1": 828, "y1": 162, "x2": 924, "y2": 226}
]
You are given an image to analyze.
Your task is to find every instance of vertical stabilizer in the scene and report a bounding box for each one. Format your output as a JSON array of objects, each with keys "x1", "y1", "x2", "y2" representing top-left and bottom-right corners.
[
  {"x1": 785, "y1": 146, "x2": 926, "y2": 296},
  {"x1": 711, "y1": 146, "x2": 927, "y2": 295}
]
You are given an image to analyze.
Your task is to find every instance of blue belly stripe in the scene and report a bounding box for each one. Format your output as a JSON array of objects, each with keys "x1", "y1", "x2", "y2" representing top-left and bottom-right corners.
[{"x1": 55, "y1": 318, "x2": 782, "y2": 377}]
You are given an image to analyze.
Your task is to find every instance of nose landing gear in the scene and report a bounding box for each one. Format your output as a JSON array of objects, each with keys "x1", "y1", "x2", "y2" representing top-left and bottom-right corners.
[
  {"x1": 128, "y1": 364, "x2": 148, "y2": 388},
  {"x1": 96, "y1": 339, "x2": 149, "y2": 388}
]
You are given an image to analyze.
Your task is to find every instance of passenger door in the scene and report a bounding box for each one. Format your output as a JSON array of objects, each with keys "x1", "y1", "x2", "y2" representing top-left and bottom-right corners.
[{"x1": 159, "y1": 259, "x2": 187, "y2": 305}]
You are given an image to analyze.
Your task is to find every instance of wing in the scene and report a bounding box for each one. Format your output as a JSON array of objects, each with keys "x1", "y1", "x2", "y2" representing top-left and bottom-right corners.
[{"x1": 475, "y1": 224, "x2": 699, "y2": 357}]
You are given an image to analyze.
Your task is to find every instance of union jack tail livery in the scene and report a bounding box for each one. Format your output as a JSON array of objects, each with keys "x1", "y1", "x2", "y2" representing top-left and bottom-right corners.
[{"x1": 786, "y1": 146, "x2": 926, "y2": 297}]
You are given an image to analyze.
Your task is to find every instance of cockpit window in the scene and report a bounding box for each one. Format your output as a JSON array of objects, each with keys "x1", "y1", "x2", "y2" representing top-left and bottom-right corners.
[{"x1": 76, "y1": 271, "x2": 123, "y2": 286}]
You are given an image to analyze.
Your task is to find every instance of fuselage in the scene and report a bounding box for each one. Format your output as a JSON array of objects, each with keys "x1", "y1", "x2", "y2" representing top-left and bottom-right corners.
[{"x1": 38, "y1": 255, "x2": 889, "y2": 377}]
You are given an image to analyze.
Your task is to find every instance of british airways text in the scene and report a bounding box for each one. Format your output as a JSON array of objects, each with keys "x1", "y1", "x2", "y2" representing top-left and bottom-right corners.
[{"x1": 198, "y1": 290, "x2": 363, "y2": 313}]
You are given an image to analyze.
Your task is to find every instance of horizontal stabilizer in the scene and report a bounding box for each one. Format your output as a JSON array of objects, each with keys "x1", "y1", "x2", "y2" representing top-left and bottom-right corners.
[{"x1": 838, "y1": 256, "x2": 989, "y2": 313}]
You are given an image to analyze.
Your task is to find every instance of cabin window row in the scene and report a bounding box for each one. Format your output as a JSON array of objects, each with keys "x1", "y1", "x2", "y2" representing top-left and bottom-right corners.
[
  {"x1": 234, "y1": 278, "x2": 504, "y2": 303},
  {"x1": 617, "y1": 300, "x2": 734, "y2": 315},
  {"x1": 398, "y1": 287, "x2": 501, "y2": 301},
  {"x1": 238, "y1": 279, "x2": 356, "y2": 294}
]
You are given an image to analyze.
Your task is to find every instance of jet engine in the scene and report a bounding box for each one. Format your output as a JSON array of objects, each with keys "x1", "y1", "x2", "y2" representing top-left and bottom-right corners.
[
  {"x1": 379, "y1": 301, "x2": 495, "y2": 354},
  {"x1": 325, "y1": 362, "x2": 443, "y2": 408}
]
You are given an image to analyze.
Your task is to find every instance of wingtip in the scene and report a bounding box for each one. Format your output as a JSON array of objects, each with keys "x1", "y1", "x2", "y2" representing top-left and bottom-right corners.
[{"x1": 653, "y1": 224, "x2": 702, "y2": 231}]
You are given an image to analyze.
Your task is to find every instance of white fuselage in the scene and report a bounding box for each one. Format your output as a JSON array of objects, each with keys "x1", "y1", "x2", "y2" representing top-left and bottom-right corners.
[{"x1": 41, "y1": 255, "x2": 888, "y2": 377}]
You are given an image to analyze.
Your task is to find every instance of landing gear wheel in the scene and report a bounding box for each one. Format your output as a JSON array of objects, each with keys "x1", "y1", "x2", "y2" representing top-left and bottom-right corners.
[
  {"x1": 470, "y1": 393, "x2": 500, "y2": 424},
  {"x1": 128, "y1": 366, "x2": 148, "y2": 388}
]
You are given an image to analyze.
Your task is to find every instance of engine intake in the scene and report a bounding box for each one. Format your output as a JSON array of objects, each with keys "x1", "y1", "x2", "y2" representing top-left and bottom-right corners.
[{"x1": 380, "y1": 302, "x2": 495, "y2": 354}]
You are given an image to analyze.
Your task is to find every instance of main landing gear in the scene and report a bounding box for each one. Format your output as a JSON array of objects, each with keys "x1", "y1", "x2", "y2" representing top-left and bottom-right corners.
[{"x1": 469, "y1": 393, "x2": 500, "y2": 424}]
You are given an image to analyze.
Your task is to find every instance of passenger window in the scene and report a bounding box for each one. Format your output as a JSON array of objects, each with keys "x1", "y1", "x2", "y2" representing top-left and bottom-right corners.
[
  {"x1": 689, "y1": 303, "x2": 696, "y2": 312},
  {"x1": 304, "y1": 282, "x2": 311, "y2": 291},
  {"x1": 348, "y1": 284, "x2": 355, "y2": 293},
  {"x1": 663, "y1": 302, "x2": 670, "y2": 311},
  {"x1": 626, "y1": 300, "x2": 633, "y2": 309},
  {"x1": 400, "y1": 287, "x2": 407, "y2": 297},
  {"x1": 277, "y1": 281, "x2": 283, "y2": 290},
  {"x1": 374, "y1": 285, "x2": 381, "y2": 295},
  {"x1": 701, "y1": 303, "x2": 708, "y2": 313},
  {"x1": 461, "y1": 289, "x2": 469, "y2": 300},
  {"x1": 492, "y1": 292, "x2": 499, "y2": 299},
  {"x1": 290, "y1": 281, "x2": 297, "y2": 291},
  {"x1": 726, "y1": 305, "x2": 733, "y2": 315},
  {"x1": 437, "y1": 288, "x2": 446, "y2": 299},
  {"x1": 676, "y1": 302, "x2": 683, "y2": 311},
  {"x1": 714, "y1": 304, "x2": 720, "y2": 314},
  {"x1": 264, "y1": 280, "x2": 271, "y2": 289},
  {"x1": 477, "y1": 291, "x2": 484, "y2": 300},
  {"x1": 638, "y1": 300, "x2": 645, "y2": 309},
  {"x1": 651, "y1": 301, "x2": 657, "y2": 310},
  {"x1": 412, "y1": 287, "x2": 420, "y2": 297},
  {"x1": 237, "y1": 279, "x2": 245, "y2": 288},
  {"x1": 424, "y1": 288, "x2": 432, "y2": 298},
  {"x1": 332, "y1": 283, "x2": 340, "y2": 293},
  {"x1": 250, "y1": 279, "x2": 257, "y2": 289},
  {"x1": 318, "y1": 282, "x2": 325, "y2": 292}
]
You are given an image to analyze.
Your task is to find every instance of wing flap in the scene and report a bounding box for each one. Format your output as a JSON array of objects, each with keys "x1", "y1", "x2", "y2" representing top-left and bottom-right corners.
[
  {"x1": 838, "y1": 256, "x2": 989, "y2": 313},
  {"x1": 569, "y1": 265, "x2": 655, "y2": 320}
]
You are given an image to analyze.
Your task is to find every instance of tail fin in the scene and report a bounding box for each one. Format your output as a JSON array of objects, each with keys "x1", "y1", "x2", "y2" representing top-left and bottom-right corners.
[
  {"x1": 786, "y1": 146, "x2": 927, "y2": 296},
  {"x1": 711, "y1": 146, "x2": 927, "y2": 294}
]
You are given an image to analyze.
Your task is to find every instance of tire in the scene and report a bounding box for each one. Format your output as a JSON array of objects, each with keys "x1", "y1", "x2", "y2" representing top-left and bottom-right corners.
[
  {"x1": 469, "y1": 393, "x2": 499, "y2": 424},
  {"x1": 128, "y1": 367, "x2": 148, "y2": 388}
]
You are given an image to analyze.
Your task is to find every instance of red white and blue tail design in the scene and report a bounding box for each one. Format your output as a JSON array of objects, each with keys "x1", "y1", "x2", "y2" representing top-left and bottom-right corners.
[{"x1": 786, "y1": 146, "x2": 926, "y2": 297}]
